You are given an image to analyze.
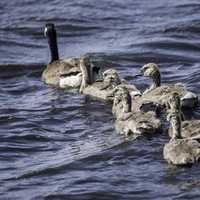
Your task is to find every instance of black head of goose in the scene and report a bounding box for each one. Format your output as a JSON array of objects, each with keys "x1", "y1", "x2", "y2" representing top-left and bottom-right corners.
[
  {"x1": 140, "y1": 63, "x2": 198, "y2": 108},
  {"x1": 112, "y1": 86, "x2": 161, "y2": 137},
  {"x1": 163, "y1": 93, "x2": 200, "y2": 166}
]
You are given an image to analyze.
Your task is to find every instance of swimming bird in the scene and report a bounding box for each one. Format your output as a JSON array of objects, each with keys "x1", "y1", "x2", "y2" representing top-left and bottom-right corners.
[
  {"x1": 140, "y1": 63, "x2": 198, "y2": 109},
  {"x1": 166, "y1": 93, "x2": 200, "y2": 140},
  {"x1": 112, "y1": 86, "x2": 161, "y2": 137},
  {"x1": 164, "y1": 138, "x2": 200, "y2": 166},
  {"x1": 163, "y1": 93, "x2": 200, "y2": 166},
  {"x1": 82, "y1": 68, "x2": 141, "y2": 103},
  {"x1": 41, "y1": 23, "x2": 97, "y2": 90}
]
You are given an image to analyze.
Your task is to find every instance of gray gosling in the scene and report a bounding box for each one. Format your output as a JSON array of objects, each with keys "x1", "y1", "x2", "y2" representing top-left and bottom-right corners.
[
  {"x1": 42, "y1": 24, "x2": 97, "y2": 90},
  {"x1": 112, "y1": 86, "x2": 161, "y2": 137},
  {"x1": 163, "y1": 93, "x2": 200, "y2": 166},
  {"x1": 140, "y1": 63, "x2": 198, "y2": 109},
  {"x1": 82, "y1": 68, "x2": 141, "y2": 103},
  {"x1": 167, "y1": 93, "x2": 200, "y2": 140}
]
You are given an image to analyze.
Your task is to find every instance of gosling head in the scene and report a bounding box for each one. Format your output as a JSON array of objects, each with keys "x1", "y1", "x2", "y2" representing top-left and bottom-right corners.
[
  {"x1": 168, "y1": 92, "x2": 181, "y2": 110},
  {"x1": 44, "y1": 23, "x2": 59, "y2": 63},
  {"x1": 103, "y1": 68, "x2": 121, "y2": 86},
  {"x1": 114, "y1": 85, "x2": 129, "y2": 99},
  {"x1": 113, "y1": 86, "x2": 132, "y2": 113},
  {"x1": 140, "y1": 63, "x2": 161, "y2": 88}
]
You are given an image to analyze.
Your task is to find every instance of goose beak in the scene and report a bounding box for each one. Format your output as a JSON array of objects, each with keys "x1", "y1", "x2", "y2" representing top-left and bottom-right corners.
[{"x1": 135, "y1": 74, "x2": 142, "y2": 77}]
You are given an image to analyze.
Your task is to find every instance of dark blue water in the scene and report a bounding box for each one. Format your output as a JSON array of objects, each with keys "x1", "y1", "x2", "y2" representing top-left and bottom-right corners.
[{"x1": 1, "y1": 0, "x2": 200, "y2": 199}]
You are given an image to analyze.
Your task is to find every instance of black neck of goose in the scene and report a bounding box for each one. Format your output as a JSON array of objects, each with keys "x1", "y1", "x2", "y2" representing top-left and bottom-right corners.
[{"x1": 47, "y1": 29, "x2": 59, "y2": 63}]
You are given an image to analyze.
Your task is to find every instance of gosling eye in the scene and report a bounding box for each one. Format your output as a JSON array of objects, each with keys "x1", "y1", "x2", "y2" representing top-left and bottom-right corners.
[{"x1": 103, "y1": 72, "x2": 108, "y2": 78}]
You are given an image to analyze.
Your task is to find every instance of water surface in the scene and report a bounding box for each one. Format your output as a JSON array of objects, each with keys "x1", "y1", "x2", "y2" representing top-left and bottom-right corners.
[{"x1": 1, "y1": 0, "x2": 200, "y2": 199}]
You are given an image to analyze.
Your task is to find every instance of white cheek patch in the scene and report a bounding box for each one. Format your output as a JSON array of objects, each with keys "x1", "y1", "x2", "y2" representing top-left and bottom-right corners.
[
  {"x1": 59, "y1": 73, "x2": 82, "y2": 88},
  {"x1": 44, "y1": 27, "x2": 48, "y2": 36}
]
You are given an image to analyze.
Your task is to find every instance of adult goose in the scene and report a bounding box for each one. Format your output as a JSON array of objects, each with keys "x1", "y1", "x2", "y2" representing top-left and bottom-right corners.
[
  {"x1": 41, "y1": 23, "x2": 98, "y2": 90},
  {"x1": 112, "y1": 86, "x2": 161, "y2": 137},
  {"x1": 163, "y1": 93, "x2": 200, "y2": 166},
  {"x1": 140, "y1": 63, "x2": 198, "y2": 109},
  {"x1": 82, "y1": 68, "x2": 141, "y2": 103}
]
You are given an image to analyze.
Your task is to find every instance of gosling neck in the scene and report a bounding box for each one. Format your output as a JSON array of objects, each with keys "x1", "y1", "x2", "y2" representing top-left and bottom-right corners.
[
  {"x1": 47, "y1": 27, "x2": 59, "y2": 63},
  {"x1": 79, "y1": 59, "x2": 91, "y2": 93},
  {"x1": 123, "y1": 92, "x2": 132, "y2": 113},
  {"x1": 80, "y1": 60, "x2": 91, "y2": 84},
  {"x1": 151, "y1": 70, "x2": 161, "y2": 90},
  {"x1": 170, "y1": 115, "x2": 182, "y2": 139},
  {"x1": 143, "y1": 71, "x2": 161, "y2": 94}
]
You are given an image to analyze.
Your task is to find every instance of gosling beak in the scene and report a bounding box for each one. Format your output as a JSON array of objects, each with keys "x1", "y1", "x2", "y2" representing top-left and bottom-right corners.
[
  {"x1": 59, "y1": 73, "x2": 68, "y2": 78},
  {"x1": 106, "y1": 92, "x2": 115, "y2": 99}
]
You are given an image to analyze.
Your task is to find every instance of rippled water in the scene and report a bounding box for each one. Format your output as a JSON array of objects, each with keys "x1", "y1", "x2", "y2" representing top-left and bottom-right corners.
[{"x1": 1, "y1": 0, "x2": 200, "y2": 199}]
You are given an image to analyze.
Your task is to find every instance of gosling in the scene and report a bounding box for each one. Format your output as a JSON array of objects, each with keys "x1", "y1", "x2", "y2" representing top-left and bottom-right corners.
[
  {"x1": 163, "y1": 93, "x2": 200, "y2": 166},
  {"x1": 112, "y1": 86, "x2": 161, "y2": 137},
  {"x1": 140, "y1": 63, "x2": 198, "y2": 109},
  {"x1": 82, "y1": 68, "x2": 141, "y2": 103}
]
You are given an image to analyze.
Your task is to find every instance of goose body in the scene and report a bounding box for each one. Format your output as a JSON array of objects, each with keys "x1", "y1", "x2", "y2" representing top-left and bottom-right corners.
[
  {"x1": 140, "y1": 63, "x2": 198, "y2": 109},
  {"x1": 83, "y1": 68, "x2": 141, "y2": 103},
  {"x1": 42, "y1": 58, "x2": 82, "y2": 87},
  {"x1": 164, "y1": 93, "x2": 200, "y2": 166},
  {"x1": 112, "y1": 86, "x2": 161, "y2": 137},
  {"x1": 59, "y1": 72, "x2": 82, "y2": 88}
]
